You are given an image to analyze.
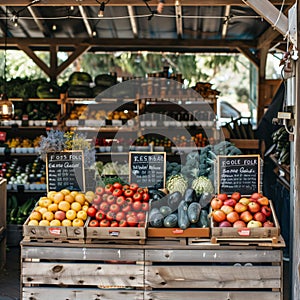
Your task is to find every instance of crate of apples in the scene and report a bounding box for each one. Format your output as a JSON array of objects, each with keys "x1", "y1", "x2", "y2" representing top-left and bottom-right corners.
[
  {"x1": 24, "y1": 189, "x2": 93, "y2": 241},
  {"x1": 86, "y1": 182, "x2": 150, "y2": 241},
  {"x1": 209, "y1": 191, "x2": 280, "y2": 240}
]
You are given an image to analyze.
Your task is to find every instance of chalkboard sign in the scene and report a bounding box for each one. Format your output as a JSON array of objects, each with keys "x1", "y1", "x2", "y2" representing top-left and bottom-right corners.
[
  {"x1": 217, "y1": 155, "x2": 261, "y2": 195},
  {"x1": 46, "y1": 151, "x2": 85, "y2": 192},
  {"x1": 129, "y1": 152, "x2": 166, "y2": 188}
]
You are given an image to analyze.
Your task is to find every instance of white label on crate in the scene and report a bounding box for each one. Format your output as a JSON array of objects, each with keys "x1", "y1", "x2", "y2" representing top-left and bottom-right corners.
[
  {"x1": 49, "y1": 227, "x2": 62, "y2": 236},
  {"x1": 109, "y1": 231, "x2": 120, "y2": 236},
  {"x1": 238, "y1": 228, "x2": 251, "y2": 236}
]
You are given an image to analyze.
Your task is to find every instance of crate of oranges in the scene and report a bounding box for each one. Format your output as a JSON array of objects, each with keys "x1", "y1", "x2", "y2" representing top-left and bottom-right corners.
[{"x1": 23, "y1": 189, "x2": 94, "y2": 243}]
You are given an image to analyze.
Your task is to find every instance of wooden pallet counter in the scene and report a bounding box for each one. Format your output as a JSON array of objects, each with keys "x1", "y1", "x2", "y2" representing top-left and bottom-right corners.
[{"x1": 21, "y1": 239, "x2": 284, "y2": 300}]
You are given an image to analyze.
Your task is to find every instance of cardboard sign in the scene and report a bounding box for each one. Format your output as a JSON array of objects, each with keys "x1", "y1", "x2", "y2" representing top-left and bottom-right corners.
[
  {"x1": 46, "y1": 150, "x2": 85, "y2": 192},
  {"x1": 129, "y1": 152, "x2": 166, "y2": 189},
  {"x1": 217, "y1": 154, "x2": 261, "y2": 196}
]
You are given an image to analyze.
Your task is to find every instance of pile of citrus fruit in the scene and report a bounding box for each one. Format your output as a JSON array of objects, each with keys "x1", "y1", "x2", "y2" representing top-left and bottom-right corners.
[{"x1": 28, "y1": 189, "x2": 95, "y2": 227}]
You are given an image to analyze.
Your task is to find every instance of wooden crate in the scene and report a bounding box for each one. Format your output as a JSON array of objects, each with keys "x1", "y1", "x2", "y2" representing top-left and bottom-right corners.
[
  {"x1": 23, "y1": 218, "x2": 86, "y2": 243},
  {"x1": 147, "y1": 227, "x2": 209, "y2": 238},
  {"x1": 210, "y1": 200, "x2": 280, "y2": 244},
  {"x1": 144, "y1": 248, "x2": 283, "y2": 299},
  {"x1": 86, "y1": 226, "x2": 146, "y2": 244}
]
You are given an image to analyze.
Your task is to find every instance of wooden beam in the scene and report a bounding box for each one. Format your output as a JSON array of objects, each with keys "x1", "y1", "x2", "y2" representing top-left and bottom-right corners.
[
  {"x1": 175, "y1": 1, "x2": 183, "y2": 38},
  {"x1": 0, "y1": 0, "x2": 294, "y2": 6},
  {"x1": 237, "y1": 47, "x2": 259, "y2": 67},
  {"x1": 127, "y1": 6, "x2": 138, "y2": 38},
  {"x1": 1, "y1": 37, "x2": 257, "y2": 51},
  {"x1": 221, "y1": 5, "x2": 231, "y2": 39}
]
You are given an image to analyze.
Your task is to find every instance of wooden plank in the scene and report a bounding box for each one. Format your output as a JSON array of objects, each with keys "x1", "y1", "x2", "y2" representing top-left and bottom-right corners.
[
  {"x1": 23, "y1": 287, "x2": 144, "y2": 300},
  {"x1": 22, "y1": 262, "x2": 144, "y2": 287},
  {"x1": 0, "y1": 179, "x2": 6, "y2": 230},
  {"x1": 145, "y1": 249, "x2": 282, "y2": 263},
  {"x1": 144, "y1": 290, "x2": 281, "y2": 300},
  {"x1": 22, "y1": 246, "x2": 143, "y2": 262},
  {"x1": 145, "y1": 265, "x2": 281, "y2": 289}
]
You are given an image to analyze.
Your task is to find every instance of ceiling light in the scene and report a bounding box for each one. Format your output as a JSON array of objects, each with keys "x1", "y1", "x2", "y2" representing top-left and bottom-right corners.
[
  {"x1": 98, "y1": 2, "x2": 105, "y2": 18},
  {"x1": 157, "y1": 0, "x2": 165, "y2": 14}
]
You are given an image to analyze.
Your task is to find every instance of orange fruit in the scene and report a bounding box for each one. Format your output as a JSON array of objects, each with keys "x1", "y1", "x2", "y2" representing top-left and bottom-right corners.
[
  {"x1": 81, "y1": 205, "x2": 89, "y2": 212},
  {"x1": 64, "y1": 194, "x2": 75, "y2": 204},
  {"x1": 71, "y1": 201, "x2": 82, "y2": 212},
  {"x1": 60, "y1": 189, "x2": 70, "y2": 195},
  {"x1": 42, "y1": 211, "x2": 54, "y2": 222},
  {"x1": 66, "y1": 209, "x2": 77, "y2": 221},
  {"x1": 48, "y1": 203, "x2": 58, "y2": 212},
  {"x1": 50, "y1": 219, "x2": 61, "y2": 226},
  {"x1": 85, "y1": 191, "x2": 95, "y2": 203},
  {"x1": 61, "y1": 219, "x2": 72, "y2": 226},
  {"x1": 39, "y1": 207, "x2": 48, "y2": 215},
  {"x1": 47, "y1": 191, "x2": 56, "y2": 201},
  {"x1": 53, "y1": 192, "x2": 65, "y2": 204},
  {"x1": 39, "y1": 220, "x2": 50, "y2": 226},
  {"x1": 72, "y1": 218, "x2": 84, "y2": 227},
  {"x1": 75, "y1": 193, "x2": 85, "y2": 205},
  {"x1": 77, "y1": 210, "x2": 87, "y2": 221},
  {"x1": 70, "y1": 191, "x2": 79, "y2": 198},
  {"x1": 28, "y1": 220, "x2": 39, "y2": 226},
  {"x1": 58, "y1": 201, "x2": 71, "y2": 212},
  {"x1": 29, "y1": 211, "x2": 42, "y2": 221}
]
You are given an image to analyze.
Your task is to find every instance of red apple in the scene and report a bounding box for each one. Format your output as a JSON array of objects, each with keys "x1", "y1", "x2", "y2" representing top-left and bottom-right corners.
[
  {"x1": 263, "y1": 220, "x2": 274, "y2": 227},
  {"x1": 233, "y1": 220, "x2": 246, "y2": 228},
  {"x1": 251, "y1": 192, "x2": 263, "y2": 200},
  {"x1": 248, "y1": 201, "x2": 261, "y2": 213},
  {"x1": 217, "y1": 193, "x2": 228, "y2": 201},
  {"x1": 253, "y1": 211, "x2": 267, "y2": 223},
  {"x1": 223, "y1": 199, "x2": 237, "y2": 207},
  {"x1": 234, "y1": 202, "x2": 248, "y2": 213},
  {"x1": 257, "y1": 196, "x2": 269, "y2": 206},
  {"x1": 261, "y1": 205, "x2": 272, "y2": 217},
  {"x1": 54, "y1": 210, "x2": 66, "y2": 221},
  {"x1": 218, "y1": 220, "x2": 232, "y2": 227},
  {"x1": 211, "y1": 209, "x2": 226, "y2": 223},
  {"x1": 211, "y1": 198, "x2": 223, "y2": 210},
  {"x1": 240, "y1": 210, "x2": 253, "y2": 223},
  {"x1": 226, "y1": 211, "x2": 240, "y2": 223},
  {"x1": 220, "y1": 205, "x2": 234, "y2": 215},
  {"x1": 231, "y1": 192, "x2": 241, "y2": 201}
]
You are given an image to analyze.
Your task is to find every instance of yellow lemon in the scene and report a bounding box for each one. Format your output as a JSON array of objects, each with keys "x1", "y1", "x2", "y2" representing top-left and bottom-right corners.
[
  {"x1": 81, "y1": 205, "x2": 89, "y2": 212},
  {"x1": 66, "y1": 209, "x2": 77, "y2": 221},
  {"x1": 71, "y1": 201, "x2": 82, "y2": 212},
  {"x1": 61, "y1": 219, "x2": 72, "y2": 226},
  {"x1": 58, "y1": 201, "x2": 71, "y2": 212}
]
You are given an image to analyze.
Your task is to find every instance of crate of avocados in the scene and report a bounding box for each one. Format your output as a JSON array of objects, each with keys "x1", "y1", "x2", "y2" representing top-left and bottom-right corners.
[
  {"x1": 209, "y1": 193, "x2": 281, "y2": 245},
  {"x1": 147, "y1": 189, "x2": 210, "y2": 239}
]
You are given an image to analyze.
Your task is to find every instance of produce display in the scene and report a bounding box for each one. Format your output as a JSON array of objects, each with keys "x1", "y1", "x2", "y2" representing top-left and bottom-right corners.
[
  {"x1": 87, "y1": 182, "x2": 149, "y2": 227},
  {"x1": 27, "y1": 189, "x2": 95, "y2": 227},
  {"x1": 5, "y1": 136, "x2": 41, "y2": 150},
  {"x1": 149, "y1": 188, "x2": 210, "y2": 230},
  {"x1": 210, "y1": 192, "x2": 275, "y2": 228}
]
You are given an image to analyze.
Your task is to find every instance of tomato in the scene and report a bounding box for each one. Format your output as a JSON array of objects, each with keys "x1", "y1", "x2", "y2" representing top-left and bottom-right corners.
[
  {"x1": 129, "y1": 183, "x2": 139, "y2": 191},
  {"x1": 112, "y1": 188, "x2": 122, "y2": 197},
  {"x1": 102, "y1": 193, "x2": 109, "y2": 201},
  {"x1": 142, "y1": 193, "x2": 150, "y2": 202},
  {"x1": 116, "y1": 196, "x2": 125, "y2": 206},
  {"x1": 87, "y1": 206, "x2": 97, "y2": 218},
  {"x1": 95, "y1": 186, "x2": 105, "y2": 195},
  {"x1": 113, "y1": 182, "x2": 123, "y2": 189},
  {"x1": 124, "y1": 189, "x2": 134, "y2": 197},
  {"x1": 127, "y1": 215, "x2": 138, "y2": 227},
  {"x1": 105, "y1": 184, "x2": 114, "y2": 193},
  {"x1": 137, "y1": 211, "x2": 146, "y2": 221},
  {"x1": 95, "y1": 210, "x2": 106, "y2": 221},
  {"x1": 132, "y1": 201, "x2": 142, "y2": 211},
  {"x1": 122, "y1": 203, "x2": 131, "y2": 213},
  {"x1": 126, "y1": 211, "x2": 137, "y2": 218},
  {"x1": 133, "y1": 192, "x2": 142, "y2": 202},
  {"x1": 115, "y1": 211, "x2": 125, "y2": 221},
  {"x1": 110, "y1": 220, "x2": 119, "y2": 227},
  {"x1": 93, "y1": 194, "x2": 102, "y2": 205},
  {"x1": 119, "y1": 219, "x2": 128, "y2": 227},
  {"x1": 125, "y1": 197, "x2": 133, "y2": 205},
  {"x1": 107, "y1": 195, "x2": 116, "y2": 205},
  {"x1": 137, "y1": 187, "x2": 144, "y2": 194},
  {"x1": 99, "y1": 201, "x2": 109, "y2": 212},
  {"x1": 89, "y1": 219, "x2": 99, "y2": 227},
  {"x1": 100, "y1": 219, "x2": 111, "y2": 227},
  {"x1": 110, "y1": 203, "x2": 120, "y2": 213},
  {"x1": 141, "y1": 202, "x2": 149, "y2": 211},
  {"x1": 106, "y1": 211, "x2": 116, "y2": 221},
  {"x1": 122, "y1": 184, "x2": 130, "y2": 191}
]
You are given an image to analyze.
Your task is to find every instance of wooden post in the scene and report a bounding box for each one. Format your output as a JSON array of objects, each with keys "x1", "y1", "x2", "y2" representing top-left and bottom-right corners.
[{"x1": 291, "y1": 3, "x2": 300, "y2": 298}]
